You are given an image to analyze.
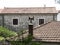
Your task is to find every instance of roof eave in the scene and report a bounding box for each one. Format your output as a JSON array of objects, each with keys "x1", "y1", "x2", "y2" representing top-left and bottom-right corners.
[{"x1": 0, "y1": 13, "x2": 58, "y2": 15}]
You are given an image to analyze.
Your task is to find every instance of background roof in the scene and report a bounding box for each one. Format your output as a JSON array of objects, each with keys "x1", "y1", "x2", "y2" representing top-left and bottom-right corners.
[
  {"x1": 1, "y1": 7, "x2": 58, "y2": 14},
  {"x1": 0, "y1": 9, "x2": 3, "y2": 13}
]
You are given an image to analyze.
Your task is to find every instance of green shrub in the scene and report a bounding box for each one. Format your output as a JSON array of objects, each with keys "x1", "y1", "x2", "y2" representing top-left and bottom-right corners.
[
  {"x1": 0, "y1": 36, "x2": 5, "y2": 41},
  {"x1": 10, "y1": 41, "x2": 42, "y2": 45},
  {"x1": 0, "y1": 26, "x2": 18, "y2": 38}
]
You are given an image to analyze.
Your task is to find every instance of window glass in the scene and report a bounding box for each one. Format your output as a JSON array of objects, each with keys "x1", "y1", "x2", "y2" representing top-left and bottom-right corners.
[
  {"x1": 13, "y1": 19, "x2": 18, "y2": 25},
  {"x1": 39, "y1": 19, "x2": 44, "y2": 25}
]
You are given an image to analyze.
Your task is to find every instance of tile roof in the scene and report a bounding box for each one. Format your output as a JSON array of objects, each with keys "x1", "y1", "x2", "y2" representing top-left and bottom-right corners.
[
  {"x1": 0, "y1": 9, "x2": 3, "y2": 13},
  {"x1": 1, "y1": 7, "x2": 58, "y2": 14},
  {"x1": 33, "y1": 21, "x2": 60, "y2": 42},
  {"x1": 58, "y1": 10, "x2": 60, "y2": 13}
]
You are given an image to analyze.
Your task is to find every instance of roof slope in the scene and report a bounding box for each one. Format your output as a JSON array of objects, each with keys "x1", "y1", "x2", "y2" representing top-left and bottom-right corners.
[
  {"x1": 0, "y1": 9, "x2": 3, "y2": 13},
  {"x1": 58, "y1": 10, "x2": 60, "y2": 13},
  {"x1": 1, "y1": 7, "x2": 57, "y2": 13},
  {"x1": 33, "y1": 21, "x2": 60, "y2": 42}
]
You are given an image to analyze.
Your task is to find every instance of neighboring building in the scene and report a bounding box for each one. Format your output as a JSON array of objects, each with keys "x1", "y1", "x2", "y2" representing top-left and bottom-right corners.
[
  {"x1": 0, "y1": 7, "x2": 58, "y2": 31},
  {"x1": 33, "y1": 21, "x2": 60, "y2": 45},
  {"x1": 57, "y1": 10, "x2": 60, "y2": 21}
]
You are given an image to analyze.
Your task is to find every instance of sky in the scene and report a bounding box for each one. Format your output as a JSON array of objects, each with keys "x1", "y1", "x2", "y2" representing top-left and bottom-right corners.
[
  {"x1": 0, "y1": 0, "x2": 60, "y2": 21},
  {"x1": 0, "y1": 0, "x2": 57, "y2": 8},
  {"x1": 0, "y1": 0, "x2": 60, "y2": 10}
]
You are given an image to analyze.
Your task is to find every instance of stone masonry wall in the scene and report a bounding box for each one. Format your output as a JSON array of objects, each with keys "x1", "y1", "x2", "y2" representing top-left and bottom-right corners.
[{"x1": 0, "y1": 14, "x2": 54, "y2": 31}]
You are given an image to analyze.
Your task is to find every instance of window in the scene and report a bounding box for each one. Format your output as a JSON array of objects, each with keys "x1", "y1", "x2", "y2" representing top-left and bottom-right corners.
[
  {"x1": 39, "y1": 19, "x2": 44, "y2": 25},
  {"x1": 13, "y1": 19, "x2": 18, "y2": 25}
]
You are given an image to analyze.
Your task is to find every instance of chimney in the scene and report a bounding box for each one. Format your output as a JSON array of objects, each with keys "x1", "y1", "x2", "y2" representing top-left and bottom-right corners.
[
  {"x1": 28, "y1": 16, "x2": 34, "y2": 36},
  {"x1": 44, "y1": 4, "x2": 46, "y2": 7},
  {"x1": 28, "y1": 23, "x2": 33, "y2": 36}
]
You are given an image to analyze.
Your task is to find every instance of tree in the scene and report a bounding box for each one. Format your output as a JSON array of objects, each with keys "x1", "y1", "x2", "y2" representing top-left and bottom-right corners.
[{"x1": 55, "y1": 0, "x2": 60, "y2": 4}]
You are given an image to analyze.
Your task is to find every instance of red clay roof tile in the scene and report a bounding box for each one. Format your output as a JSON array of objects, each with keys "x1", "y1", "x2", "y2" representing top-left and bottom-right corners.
[
  {"x1": 1, "y1": 7, "x2": 58, "y2": 14},
  {"x1": 33, "y1": 21, "x2": 60, "y2": 42}
]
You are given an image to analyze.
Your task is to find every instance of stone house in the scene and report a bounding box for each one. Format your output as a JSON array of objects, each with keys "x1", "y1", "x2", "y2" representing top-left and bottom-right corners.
[
  {"x1": 0, "y1": 7, "x2": 57, "y2": 31},
  {"x1": 0, "y1": 7, "x2": 60, "y2": 45}
]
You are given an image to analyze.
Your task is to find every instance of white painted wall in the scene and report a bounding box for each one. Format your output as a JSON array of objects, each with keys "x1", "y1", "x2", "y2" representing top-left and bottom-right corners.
[{"x1": 57, "y1": 13, "x2": 60, "y2": 21}]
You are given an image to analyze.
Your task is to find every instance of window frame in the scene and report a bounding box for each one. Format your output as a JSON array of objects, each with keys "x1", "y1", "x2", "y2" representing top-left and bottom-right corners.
[{"x1": 39, "y1": 19, "x2": 44, "y2": 25}]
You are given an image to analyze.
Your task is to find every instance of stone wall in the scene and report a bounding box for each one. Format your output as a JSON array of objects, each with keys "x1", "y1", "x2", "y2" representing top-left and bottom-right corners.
[
  {"x1": 0, "y1": 15, "x2": 3, "y2": 26},
  {"x1": 0, "y1": 14, "x2": 56, "y2": 31}
]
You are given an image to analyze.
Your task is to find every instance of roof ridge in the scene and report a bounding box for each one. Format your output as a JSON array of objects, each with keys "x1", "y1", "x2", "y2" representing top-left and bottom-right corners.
[{"x1": 4, "y1": 7, "x2": 56, "y2": 9}]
